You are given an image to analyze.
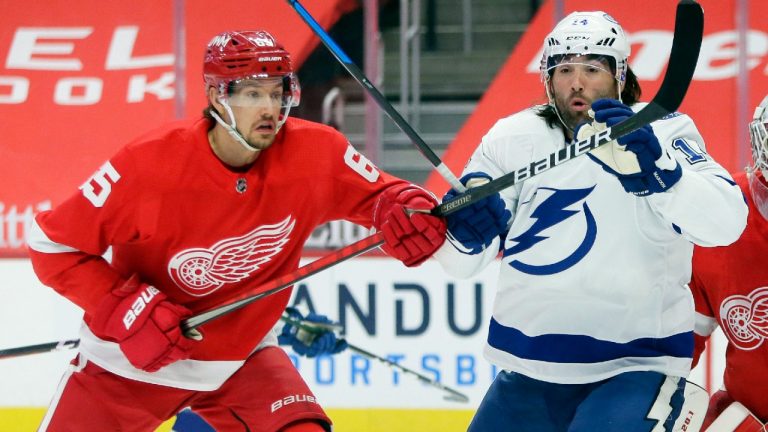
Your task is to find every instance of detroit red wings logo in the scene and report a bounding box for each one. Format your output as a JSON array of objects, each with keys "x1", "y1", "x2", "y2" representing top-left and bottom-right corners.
[
  {"x1": 719, "y1": 287, "x2": 768, "y2": 350},
  {"x1": 168, "y1": 216, "x2": 295, "y2": 296}
]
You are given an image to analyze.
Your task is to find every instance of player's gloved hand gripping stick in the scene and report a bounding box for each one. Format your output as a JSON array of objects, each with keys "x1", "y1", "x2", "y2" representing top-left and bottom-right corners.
[
  {"x1": 580, "y1": 99, "x2": 682, "y2": 196},
  {"x1": 180, "y1": 0, "x2": 704, "y2": 336},
  {"x1": 278, "y1": 307, "x2": 348, "y2": 358},
  {"x1": 279, "y1": 311, "x2": 470, "y2": 403}
]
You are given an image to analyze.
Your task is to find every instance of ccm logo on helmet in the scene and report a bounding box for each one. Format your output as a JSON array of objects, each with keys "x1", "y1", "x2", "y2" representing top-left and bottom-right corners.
[
  {"x1": 123, "y1": 286, "x2": 161, "y2": 330},
  {"x1": 270, "y1": 394, "x2": 318, "y2": 413}
]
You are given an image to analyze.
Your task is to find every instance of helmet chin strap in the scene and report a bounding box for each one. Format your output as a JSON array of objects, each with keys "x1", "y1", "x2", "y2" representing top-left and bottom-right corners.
[
  {"x1": 545, "y1": 81, "x2": 575, "y2": 136},
  {"x1": 210, "y1": 100, "x2": 259, "y2": 153},
  {"x1": 210, "y1": 96, "x2": 294, "y2": 153},
  {"x1": 546, "y1": 78, "x2": 625, "y2": 138}
]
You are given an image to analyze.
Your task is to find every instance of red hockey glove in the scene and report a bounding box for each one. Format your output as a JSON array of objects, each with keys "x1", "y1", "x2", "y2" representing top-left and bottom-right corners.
[
  {"x1": 373, "y1": 184, "x2": 446, "y2": 267},
  {"x1": 89, "y1": 275, "x2": 198, "y2": 372}
]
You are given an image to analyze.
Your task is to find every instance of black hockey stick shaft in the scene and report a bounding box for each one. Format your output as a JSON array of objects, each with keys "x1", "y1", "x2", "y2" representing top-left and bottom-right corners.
[
  {"x1": 286, "y1": 0, "x2": 466, "y2": 193},
  {"x1": 280, "y1": 314, "x2": 469, "y2": 403},
  {"x1": 0, "y1": 339, "x2": 79, "y2": 359},
  {"x1": 432, "y1": 0, "x2": 704, "y2": 216}
]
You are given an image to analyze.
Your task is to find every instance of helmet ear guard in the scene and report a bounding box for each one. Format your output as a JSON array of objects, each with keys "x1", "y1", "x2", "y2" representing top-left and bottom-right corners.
[
  {"x1": 539, "y1": 11, "x2": 630, "y2": 84},
  {"x1": 539, "y1": 11, "x2": 630, "y2": 131},
  {"x1": 203, "y1": 30, "x2": 301, "y2": 148},
  {"x1": 203, "y1": 30, "x2": 301, "y2": 110}
]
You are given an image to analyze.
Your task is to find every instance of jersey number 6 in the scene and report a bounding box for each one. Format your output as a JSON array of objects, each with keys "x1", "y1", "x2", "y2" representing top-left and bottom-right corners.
[{"x1": 344, "y1": 145, "x2": 380, "y2": 182}]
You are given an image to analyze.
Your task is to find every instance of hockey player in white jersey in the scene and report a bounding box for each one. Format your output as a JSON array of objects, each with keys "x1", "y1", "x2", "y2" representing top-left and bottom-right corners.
[{"x1": 433, "y1": 11, "x2": 748, "y2": 432}]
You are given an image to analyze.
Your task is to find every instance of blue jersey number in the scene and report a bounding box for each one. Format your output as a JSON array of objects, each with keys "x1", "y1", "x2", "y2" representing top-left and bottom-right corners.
[{"x1": 672, "y1": 138, "x2": 706, "y2": 164}]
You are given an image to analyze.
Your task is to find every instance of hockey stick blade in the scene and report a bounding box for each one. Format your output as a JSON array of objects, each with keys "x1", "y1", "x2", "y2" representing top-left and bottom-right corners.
[
  {"x1": 286, "y1": 0, "x2": 465, "y2": 193},
  {"x1": 433, "y1": 0, "x2": 704, "y2": 217},
  {"x1": 182, "y1": 232, "x2": 385, "y2": 332},
  {"x1": 280, "y1": 314, "x2": 469, "y2": 402},
  {"x1": 0, "y1": 339, "x2": 79, "y2": 359}
]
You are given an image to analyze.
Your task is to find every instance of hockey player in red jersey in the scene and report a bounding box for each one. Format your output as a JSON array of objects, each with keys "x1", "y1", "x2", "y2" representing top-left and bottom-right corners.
[
  {"x1": 26, "y1": 30, "x2": 446, "y2": 432},
  {"x1": 689, "y1": 94, "x2": 768, "y2": 430}
]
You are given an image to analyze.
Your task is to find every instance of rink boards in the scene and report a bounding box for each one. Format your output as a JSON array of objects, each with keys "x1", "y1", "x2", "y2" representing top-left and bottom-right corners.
[{"x1": 0, "y1": 257, "x2": 723, "y2": 431}]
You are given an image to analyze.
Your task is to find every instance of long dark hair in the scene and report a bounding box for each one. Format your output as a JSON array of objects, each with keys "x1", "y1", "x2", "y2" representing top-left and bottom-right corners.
[{"x1": 537, "y1": 66, "x2": 642, "y2": 130}]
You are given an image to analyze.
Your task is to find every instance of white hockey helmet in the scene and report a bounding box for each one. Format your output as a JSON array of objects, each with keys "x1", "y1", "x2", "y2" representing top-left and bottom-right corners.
[
  {"x1": 750, "y1": 95, "x2": 768, "y2": 176},
  {"x1": 748, "y1": 94, "x2": 768, "y2": 220},
  {"x1": 540, "y1": 11, "x2": 630, "y2": 84}
]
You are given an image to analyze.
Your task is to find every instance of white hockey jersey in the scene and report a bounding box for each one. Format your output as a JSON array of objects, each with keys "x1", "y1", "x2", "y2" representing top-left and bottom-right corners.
[{"x1": 435, "y1": 104, "x2": 747, "y2": 384}]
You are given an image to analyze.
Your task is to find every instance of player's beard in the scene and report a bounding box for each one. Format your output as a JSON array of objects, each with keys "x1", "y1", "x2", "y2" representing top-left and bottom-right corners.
[
  {"x1": 244, "y1": 131, "x2": 276, "y2": 151},
  {"x1": 554, "y1": 88, "x2": 617, "y2": 130}
]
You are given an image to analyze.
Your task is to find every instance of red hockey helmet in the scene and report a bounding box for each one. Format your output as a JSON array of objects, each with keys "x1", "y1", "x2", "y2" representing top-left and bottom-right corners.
[{"x1": 203, "y1": 30, "x2": 300, "y2": 107}]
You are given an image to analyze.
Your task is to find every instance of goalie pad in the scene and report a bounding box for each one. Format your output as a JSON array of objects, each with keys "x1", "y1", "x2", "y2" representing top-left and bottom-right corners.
[
  {"x1": 672, "y1": 381, "x2": 709, "y2": 432},
  {"x1": 705, "y1": 402, "x2": 765, "y2": 432},
  {"x1": 578, "y1": 114, "x2": 642, "y2": 175}
]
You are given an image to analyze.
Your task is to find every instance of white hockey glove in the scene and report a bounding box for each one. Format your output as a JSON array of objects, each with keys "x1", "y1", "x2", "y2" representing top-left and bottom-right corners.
[{"x1": 581, "y1": 98, "x2": 682, "y2": 196}]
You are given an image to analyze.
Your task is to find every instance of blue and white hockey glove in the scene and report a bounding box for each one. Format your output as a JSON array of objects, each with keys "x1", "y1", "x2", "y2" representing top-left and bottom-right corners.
[
  {"x1": 582, "y1": 98, "x2": 682, "y2": 196},
  {"x1": 278, "y1": 307, "x2": 348, "y2": 358},
  {"x1": 442, "y1": 173, "x2": 511, "y2": 254}
]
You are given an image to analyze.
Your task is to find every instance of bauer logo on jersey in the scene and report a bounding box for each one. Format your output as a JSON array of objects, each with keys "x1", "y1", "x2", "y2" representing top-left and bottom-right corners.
[
  {"x1": 503, "y1": 186, "x2": 596, "y2": 275},
  {"x1": 719, "y1": 286, "x2": 768, "y2": 350},
  {"x1": 168, "y1": 216, "x2": 296, "y2": 296}
]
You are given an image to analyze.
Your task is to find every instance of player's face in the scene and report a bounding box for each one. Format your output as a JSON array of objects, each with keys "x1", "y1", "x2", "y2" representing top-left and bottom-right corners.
[
  {"x1": 549, "y1": 56, "x2": 619, "y2": 130},
  {"x1": 226, "y1": 78, "x2": 285, "y2": 151}
]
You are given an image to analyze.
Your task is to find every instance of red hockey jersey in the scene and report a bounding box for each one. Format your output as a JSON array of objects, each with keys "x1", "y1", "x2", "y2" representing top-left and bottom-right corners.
[
  {"x1": 690, "y1": 171, "x2": 768, "y2": 422},
  {"x1": 27, "y1": 116, "x2": 409, "y2": 390}
]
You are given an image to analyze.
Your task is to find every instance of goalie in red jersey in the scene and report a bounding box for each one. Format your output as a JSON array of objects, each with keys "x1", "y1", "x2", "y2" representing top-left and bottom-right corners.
[
  {"x1": 26, "y1": 30, "x2": 446, "y2": 432},
  {"x1": 689, "y1": 94, "x2": 768, "y2": 431}
]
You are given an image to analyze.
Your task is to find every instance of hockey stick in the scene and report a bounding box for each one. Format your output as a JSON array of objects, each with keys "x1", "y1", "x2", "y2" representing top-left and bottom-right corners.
[
  {"x1": 0, "y1": 316, "x2": 339, "y2": 360},
  {"x1": 181, "y1": 0, "x2": 702, "y2": 335},
  {"x1": 182, "y1": 232, "x2": 385, "y2": 331},
  {"x1": 280, "y1": 313, "x2": 469, "y2": 403},
  {"x1": 432, "y1": 0, "x2": 704, "y2": 216},
  {"x1": 0, "y1": 339, "x2": 79, "y2": 359},
  {"x1": 286, "y1": 0, "x2": 466, "y2": 193}
]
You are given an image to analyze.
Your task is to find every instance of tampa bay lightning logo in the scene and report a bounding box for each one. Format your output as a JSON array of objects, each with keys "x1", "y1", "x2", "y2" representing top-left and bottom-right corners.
[{"x1": 504, "y1": 186, "x2": 596, "y2": 275}]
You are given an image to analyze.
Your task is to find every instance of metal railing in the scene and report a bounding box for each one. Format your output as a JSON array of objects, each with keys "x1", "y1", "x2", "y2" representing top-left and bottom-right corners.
[
  {"x1": 321, "y1": 87, "x2": 345, "y2": 130},
  {"x1": 399, "y1": 0, "x2": 422, "y2": 129}
]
